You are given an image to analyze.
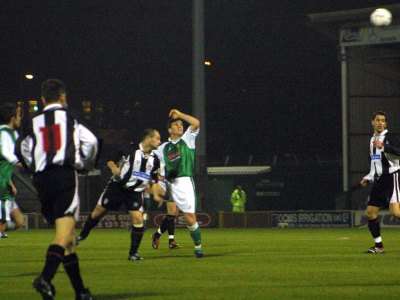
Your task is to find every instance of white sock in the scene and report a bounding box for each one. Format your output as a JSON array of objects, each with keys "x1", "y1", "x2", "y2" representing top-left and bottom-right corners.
[
  {"x1": 187, "y1": 222, "x2": 199, "y2": 231},
  {"x1": 6, "y1": 221, "x2": 16, "y2": 231}
]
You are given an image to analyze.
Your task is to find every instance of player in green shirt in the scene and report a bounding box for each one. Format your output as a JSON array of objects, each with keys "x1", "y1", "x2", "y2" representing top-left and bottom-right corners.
[
  {"x1": 152, "y1": 109, "x2": 203, "y2": 258},
  {"x1": 0, "y1": 103, "x2": 24, "y2": 238}
]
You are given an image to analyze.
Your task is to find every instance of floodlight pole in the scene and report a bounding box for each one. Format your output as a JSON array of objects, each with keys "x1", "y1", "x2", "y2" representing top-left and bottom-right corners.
[
  {"x1": 341, "y1": 46, "x2": 350, "y2": 208},
  {"x1": 193, "y1": 0, "x2": 207, "y2": 210}
]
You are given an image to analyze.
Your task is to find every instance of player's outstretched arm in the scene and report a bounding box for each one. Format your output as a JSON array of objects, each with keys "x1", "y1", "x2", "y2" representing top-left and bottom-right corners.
[
  {"x1": 169, "y1": 109, "x2": 200, "y2": 131},
  {"x1": 106, "y1": 160, "x2": 121, "y2": 177}
]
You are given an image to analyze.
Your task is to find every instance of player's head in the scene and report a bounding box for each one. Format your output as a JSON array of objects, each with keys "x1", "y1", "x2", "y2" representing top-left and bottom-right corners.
[
  {"x1": 371, "y1": 111, "x2": 387, "y2": 134},
  {"x1": 167, "y1": 118, "x2": 184, "y2": 138},
  {"x1": 41, "y1": 79, "x2": 67, "y2": 106},
  {"x1": 0, "y1": 102, "x2": 21, "y2": 128},
  {"x1": 141, "y1": 128, "x2": 161, "y2": 150}
]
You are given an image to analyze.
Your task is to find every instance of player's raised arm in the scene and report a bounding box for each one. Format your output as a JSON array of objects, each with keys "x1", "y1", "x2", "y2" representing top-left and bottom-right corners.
[{"x1": 169, "y1": 109, "x2": 200, "y2": 131}]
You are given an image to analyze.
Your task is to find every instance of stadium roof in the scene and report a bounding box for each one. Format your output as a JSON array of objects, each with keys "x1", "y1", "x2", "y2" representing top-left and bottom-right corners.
[
  {"x1": 307, "y1": 4, "x2": 400, "y2": 40},
  {"x1": 207, "y1": 166, "x2": 271, "y2": 176}
]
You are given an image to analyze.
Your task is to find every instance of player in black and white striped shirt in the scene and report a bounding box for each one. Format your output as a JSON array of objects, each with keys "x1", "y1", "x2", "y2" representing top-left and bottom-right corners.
[
  {"x1": 360, "y1": 111, "x2": 400, "y2": 254},
  {"x1": 77, "y1": 129, "x2": 161, "y2": 261},
  {"x1": 15, "y1": 79, "x2": 99, "y2": 300}
]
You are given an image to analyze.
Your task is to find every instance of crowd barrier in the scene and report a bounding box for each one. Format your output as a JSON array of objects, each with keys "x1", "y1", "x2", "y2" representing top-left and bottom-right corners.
[{"x1": 21, "y1": 210, "x2": 400, "y2": 229}]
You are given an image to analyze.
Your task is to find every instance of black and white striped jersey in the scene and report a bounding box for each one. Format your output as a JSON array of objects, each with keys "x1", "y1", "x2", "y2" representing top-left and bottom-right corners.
[
  {"x1": 15, "y1": 104, "x2": 99, "y2": 173},
  {"x1": 108, "y1": 143, "x2": 159, "y2": 192},
  {"x1": 363, "y1": 130, "x2": 400, "y2": 181}
]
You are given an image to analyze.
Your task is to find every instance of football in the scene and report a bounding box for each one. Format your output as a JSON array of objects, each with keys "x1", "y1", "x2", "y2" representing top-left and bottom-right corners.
[{"x1": 370, "y1": 8, "x2": 392, "y2": 26}]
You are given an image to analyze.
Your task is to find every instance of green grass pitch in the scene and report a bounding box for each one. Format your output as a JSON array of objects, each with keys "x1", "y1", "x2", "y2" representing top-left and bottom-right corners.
[{"x1": 1, "y1": 228, "x2": 399, "y2": 299}]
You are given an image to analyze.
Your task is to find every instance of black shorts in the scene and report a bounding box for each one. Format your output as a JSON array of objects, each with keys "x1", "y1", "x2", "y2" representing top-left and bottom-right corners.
[
  {"x1": 368, "y1": 172, "x2": 400, "y2": 208},
  {"x1": 98, "y1": 181, "x2": 144, "y2": 212},
  {"x1": 33, "y1": 166, "x2": 78, "y2": 224}
]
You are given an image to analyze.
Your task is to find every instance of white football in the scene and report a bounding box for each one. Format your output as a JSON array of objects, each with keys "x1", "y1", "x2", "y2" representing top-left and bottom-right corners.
[{"x1": 370, "y1": 8, "x2": 392, "y2": 26}]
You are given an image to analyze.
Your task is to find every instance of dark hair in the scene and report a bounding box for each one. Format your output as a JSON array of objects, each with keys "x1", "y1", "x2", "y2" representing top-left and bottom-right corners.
[
  {"x1": 0, "y1": 102, "x2": 17, "y2": 124},
  {"x1": 167, "y1": 118, "x2": 183, "y2": 129},
  {"x1": 141, "y1": 128, "x2": 158, "y2": 141},
  {"x1": 372, "y1": 111, "x2": 387, "y2": 121},
  {"x1": 41, "y1": 79, "x2": 66, "y2": 103}
]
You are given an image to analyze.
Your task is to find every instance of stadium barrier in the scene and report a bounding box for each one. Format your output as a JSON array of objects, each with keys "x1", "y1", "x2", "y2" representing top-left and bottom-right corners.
[
  {"x1": 74, "y1": 212, "x2": 218, "y2": 229},
  {"x1": 218, "y1": 211, "x2": 271, "y2": 228},
  {"x1": 353, "y1": 210, "x2": 400, "y2": 228},
  {"x1": 16, "y1": 213, "x2": 42, "y2": 229},
  {"x1": 219, "y1": 210, "x2": 400, "y2": 228},
  {"x1": 219, "y1": 211, "x2": 352, "y2": 228},
  {"x1": 270, "y1": 211, "x2": 353, "y2": 228},
  {"x1": 22, "y1": 210, "x2": 400, "y2": 229}
]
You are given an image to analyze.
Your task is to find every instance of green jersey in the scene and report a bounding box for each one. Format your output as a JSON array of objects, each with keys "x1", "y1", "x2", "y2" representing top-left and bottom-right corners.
[
  {"x1": 159, "y1": 127, "x2": 199, "y2": 179},
  {"x1": 0, "y1": 125, "x2": 19, "y2": 200}
]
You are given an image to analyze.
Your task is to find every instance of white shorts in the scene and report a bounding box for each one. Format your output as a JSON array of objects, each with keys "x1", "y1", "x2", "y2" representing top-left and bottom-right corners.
[
  {"x1": 0, "y1": 199, "x2": 19, "y2": 223},
  {"x1": 168, "y1": 177, "x2": 196, "y2": 213}
]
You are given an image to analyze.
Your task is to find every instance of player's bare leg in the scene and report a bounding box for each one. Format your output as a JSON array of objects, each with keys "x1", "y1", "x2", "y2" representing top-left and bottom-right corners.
[
  {"x1": 365, "y1": 205, "x2": 384, "y2": 253},
  {"x1": 151, "y1": 183, "x2": 180, "y2": 249},
  {"x1": 9, "y1": 207, "x2": 25, "y2": 229},
  {"x1": 76, "y1": 205, "x2": 108, "y2": 244},
  {"x1": 0, "y1": 222, "x2": 7, "y2": 238},
  {"x1": 128, "y1": 210, "x2": 144, "y2": 261},
  {"x1": 389, "y1": 202, "x2": 400, "y2": 218}
]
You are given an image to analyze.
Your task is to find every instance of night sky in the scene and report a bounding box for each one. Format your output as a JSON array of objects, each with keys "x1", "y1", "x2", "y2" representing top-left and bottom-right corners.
[{"x1": 1, "y1": 0, "x2": 398, "y2": 164}]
